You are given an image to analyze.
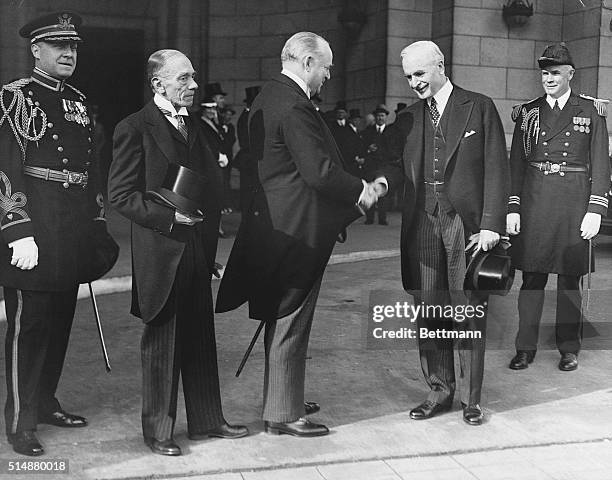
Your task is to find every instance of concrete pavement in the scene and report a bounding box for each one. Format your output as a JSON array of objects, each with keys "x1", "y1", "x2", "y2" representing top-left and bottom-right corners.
[{"x1": 1, "y1": 211, "x2": 611, "y2": 479}]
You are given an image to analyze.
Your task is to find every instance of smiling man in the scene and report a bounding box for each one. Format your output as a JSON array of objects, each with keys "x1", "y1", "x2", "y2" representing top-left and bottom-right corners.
[
  {"x1": 372, "y1": 40, "x2": 509, "y2": 426},
  {"x1": 507, "y1": 43, "x2": 610, "y2": 372},
  {"x1": 0, "y1": 12, "x2": 108, "y2": 456},
  {"x1": 109, "y1": 49, "x2": 248, "y2": 456}
]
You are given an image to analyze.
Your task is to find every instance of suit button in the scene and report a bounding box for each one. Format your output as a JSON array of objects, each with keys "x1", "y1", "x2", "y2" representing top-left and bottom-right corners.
[
  {"x1": 564, "y1": 142, "x2": 569, "y2": 147},
  {"x1": 541, "y1": 131, "x2": 546, "y2": 136},
  {"x1": 543, "y1": 142, "x2": 548, "y2": 146},
  {"x1": 62, "y1": 169, "x2": 69, "y2": 174},
  {"x1": 253, "y1": 211, "x2": 259, "y2": 216},
  {"x1": 62, "y1": 182, "x2": 69, "y2": 189},
  {"x1": 434, "y1": 169, "x2": 439, "y2": 173},
  {"x1": 34, "y1": 101, "x2": 40, "y2": 106},
  {"x1": 47, "y1": 122, "x2": 53, "y2": 128},
  {"x1": 62, "y1": 158, "x2": 69, "y2": 164},
  {"x1": 52, "y1": 134, "x2": 59, "y2": 140},
  {"x1": 566, "y1": 132, "x2": 570, "y2": 136},
  {"x1": 563, "y1": 152, "x2": 568, "y2": 157},
  {"x1": 57, "y1": 146, "x2": 64, "y2": 152},
  {"x1": 544, "y1": 152, "x2": 549, "y2": 156}
]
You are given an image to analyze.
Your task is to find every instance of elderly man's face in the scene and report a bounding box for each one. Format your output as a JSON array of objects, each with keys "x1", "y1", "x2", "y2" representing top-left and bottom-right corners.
[
  {"x1": 402, "y1": 48, "x2": 446, "y2": 100},
  {"x1": 154, "y1": 54, "x2": 198, "y2": 108},
  {"x1": 541, "y1": 65, "x2": 574, "y2": 99},
  {"x1": 305, "y1": 43, "x2": 333, "y2": 96},
  {"x1": 375, "y1": 112, "x2": 387, "y2": 126},
  {"x1": 32, "y1": 41, "x2": 77, "y2": 80},
  {"x1": 202, "y1": 106, "x2": 217, "y2": 121}
]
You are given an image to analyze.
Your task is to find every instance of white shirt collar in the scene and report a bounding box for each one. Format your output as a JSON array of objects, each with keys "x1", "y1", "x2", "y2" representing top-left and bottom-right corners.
[
  {"x1": 376, "y1": 124, "x2": 385, "y2": 133},
  {"x1": 546, "y1": 88, "x2": 571, "y2": 110},
  {"x1": 281, "y1": 69, "x2": 310, "y2": 98},
  {"x1": 429, "y1": 79, "x2": 453, "y2": 116},
  {"x1": 337, "y1": 119, "x2": 346, "y2": 126},
  {"x1": 154, "y1": 93, "x2": 188, "y2": 116}
]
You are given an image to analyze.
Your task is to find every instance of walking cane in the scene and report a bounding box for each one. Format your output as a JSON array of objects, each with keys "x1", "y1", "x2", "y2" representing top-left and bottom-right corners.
[
  {"x1": 235, "y1": 321, "x2": 265, "y2": 377},
  {"x1": 88, "y1": 282, "x2": 111, "y2": 372}
]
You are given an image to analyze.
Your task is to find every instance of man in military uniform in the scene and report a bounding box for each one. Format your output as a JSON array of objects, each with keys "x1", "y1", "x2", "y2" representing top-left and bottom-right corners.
[
  {"x1": 507, "y1": 44, "x2": 610, "y2": 372},
  {"x1": 0, "y1": 12, "x2": 101, "y2": 456}
]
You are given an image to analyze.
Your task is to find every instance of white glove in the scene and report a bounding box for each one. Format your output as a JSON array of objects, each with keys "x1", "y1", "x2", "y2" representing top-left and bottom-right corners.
[
  {"x1": 580, "y1": 212, "x2": 601, "y2": 240},
  {"x1": 9, "y1": 236, "x2": 38, "y2": 270},
  {"x1": 506, "y1": 213, "x2": 520, "y2": 235},
  {"x1": 218, "y1": 153, "x2": 229, "y2": 168}
]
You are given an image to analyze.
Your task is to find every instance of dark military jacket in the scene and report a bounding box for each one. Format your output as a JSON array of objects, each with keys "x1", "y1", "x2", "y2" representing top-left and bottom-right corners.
[
  {"x1": 0, "y1": 67, "x2": 100, "y2": 290},
  {"x1": 508, "y1": 93, "x2": 610, "y2": 275}
]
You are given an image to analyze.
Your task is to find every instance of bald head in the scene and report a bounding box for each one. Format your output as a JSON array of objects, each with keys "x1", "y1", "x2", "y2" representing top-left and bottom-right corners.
[{"x1": 400, "y1": 41, "x2": 447, "y2": 100}]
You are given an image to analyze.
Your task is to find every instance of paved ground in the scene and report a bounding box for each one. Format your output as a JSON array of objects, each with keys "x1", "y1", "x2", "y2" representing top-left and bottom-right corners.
[{"x1": 0, "y1": 211, "x2": 611, "y2": 479}]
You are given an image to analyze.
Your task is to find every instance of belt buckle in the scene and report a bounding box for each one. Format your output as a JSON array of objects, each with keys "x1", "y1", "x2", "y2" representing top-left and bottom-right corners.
[
  {"x1": 550, "y1": 163, "x2": 560, "y2": 174},
  {"x1": 67, "y1": 171, "x2": 87, "y2": 185}
]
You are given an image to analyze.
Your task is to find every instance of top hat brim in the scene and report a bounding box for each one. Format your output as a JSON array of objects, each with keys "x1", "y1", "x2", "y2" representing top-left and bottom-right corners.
[
  {"x1": 538, "y1": 57, "x2": 574, "y2": 69},
  {"x1": 146, "y1": 190, "x2": 204, "y2": 219},
  {"x1": 464, "y1": 245, "x2": 515, "y2": 295}
]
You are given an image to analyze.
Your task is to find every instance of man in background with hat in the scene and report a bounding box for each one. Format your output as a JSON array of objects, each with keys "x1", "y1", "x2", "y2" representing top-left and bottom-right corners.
[
  {"x1": 0, "y1": 11, "x2": 106, "y2": 456},
  {"x1": 330, "y1": 101, "x2": 365, "y2": 177},
  {"x1": 361, "y1": 104, "x2": 391, "y2": 225},
  {"x1": 108, "y1": 49, "x2": 248, "y2": 456},
  {"x1": 372, "y1": 40, "x2": 509, "y2": 426},
  {"x1": 234, "y1": 85, "x2": 261, "y2": 211},
  {"x1": 507, "y1": 43, "x2": 610, "y2": 372}
]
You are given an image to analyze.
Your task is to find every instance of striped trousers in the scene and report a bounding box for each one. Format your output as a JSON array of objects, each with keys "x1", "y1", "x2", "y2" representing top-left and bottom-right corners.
[
  {"x1": 3, "y1": 287, "x2": 78, "y2": 436},
  {"x1": 407, "y1": 208, "x2": 487, "y2": 406},
  {"x1": 262, "y1": 276, "x2": 322, "y2": 423}
]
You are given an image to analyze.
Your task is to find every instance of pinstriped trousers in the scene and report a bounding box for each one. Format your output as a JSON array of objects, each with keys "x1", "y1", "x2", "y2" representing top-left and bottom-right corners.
[
  {"x1": 407, "y1": 207, "x2": 487, "y2": 406},
  {"x1": 141, "y1": 235, "x2": 224, "y2": 441},
  {"x1": 262, "y1": 276, "x2": 323, "y2": 423},
  {"x1": 3, "y1": 287, "x2": 78, "y2": 436}
]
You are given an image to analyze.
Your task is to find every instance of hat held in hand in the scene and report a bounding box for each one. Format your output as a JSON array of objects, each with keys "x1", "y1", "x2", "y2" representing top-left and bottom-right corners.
[
  {"x1": 464, "y1": 238, "x2": 515, "y2": 295},
  {"x1": 146, "y1": 164, "x2": 207, "y2": 219}
]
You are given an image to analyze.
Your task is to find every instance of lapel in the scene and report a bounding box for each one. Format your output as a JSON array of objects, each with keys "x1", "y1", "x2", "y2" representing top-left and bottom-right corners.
[
  {"x1": 144, "y1": 100, "x2": 179, "y2": 165},
  {"x1": 543, "y1": 94, "x2": 582, "y2": 140},
  {"x1": 404, "y1": 102, "x2": 424, "y2": 190},
  {"x1": 443, "y1": 87, "x2": 473, "y2": 170},
  {"x1": 187, "y1": 115, "x2": 198, "y2": 150}
]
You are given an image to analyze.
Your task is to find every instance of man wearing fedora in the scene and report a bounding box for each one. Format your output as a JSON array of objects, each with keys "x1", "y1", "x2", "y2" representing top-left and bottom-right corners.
[
  {"x1": 330, "y1": 101, "x2": 365, "y2": 177},
  {"x1": 216, "y1": 31, "x2": 377, "y2": 437},
  {"x1": 0, "y1": 11, "x2": 108, "y2": 456},
  {"x1": 362, "y1": 104, "x2": 391, "y2": 225},
  {"x1": 373, "y1": 40, "x2": 509, "y2": 426},
  {"x1": 507, "y1": 43, "x2": 610, "y2": 372},
  {"x1": 108, "y1": 49, "x2": 247, "y2": 456}
]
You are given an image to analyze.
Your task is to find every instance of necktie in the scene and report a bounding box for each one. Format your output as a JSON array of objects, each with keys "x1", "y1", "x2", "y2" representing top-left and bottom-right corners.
[
  {"x1": 551, "y1": 100, "x2": 561, "y2": 120},
  {"x1": 159, "y1": 107, "x2": 188, "y2": 141},
  {"x1": 429, "y1": 97, "x2": 440, "y2": 126},
  {"x1": 377, "y1": 125, "x2": 383, "y2": 134}
]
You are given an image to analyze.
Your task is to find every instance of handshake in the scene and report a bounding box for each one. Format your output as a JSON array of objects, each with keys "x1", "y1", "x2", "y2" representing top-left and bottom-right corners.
[{"x1": 359, "y1": 179, "x2": 387, "y2": 211}]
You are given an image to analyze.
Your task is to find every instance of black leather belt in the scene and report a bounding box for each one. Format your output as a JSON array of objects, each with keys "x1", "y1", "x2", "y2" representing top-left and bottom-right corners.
[
  {"x1": 23, "y1": 166, "x2": 88, "y2": 188},
  {"x1": 529, "y1": 161, "x2": 587, "y2": 176}
]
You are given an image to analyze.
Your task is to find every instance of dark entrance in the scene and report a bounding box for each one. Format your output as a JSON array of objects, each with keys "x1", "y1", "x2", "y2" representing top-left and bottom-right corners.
[{"x1": 70, "y1": 26, "x2": 146, "y2": 178}]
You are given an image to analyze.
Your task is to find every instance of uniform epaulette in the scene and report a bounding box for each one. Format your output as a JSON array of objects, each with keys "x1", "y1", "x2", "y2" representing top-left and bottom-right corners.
[
  {"x1": 66, "y1": 83, "x2": 86, "y2": 101},
  {"x1": 511, "y1": 96, "x2": 540, "y2": 122},
  {"x1": 579, "y1": 94, "x2": 608, "y2": 117},
  {"x1": 1, "y1": 77, "x2": 32, "y2": 92}
]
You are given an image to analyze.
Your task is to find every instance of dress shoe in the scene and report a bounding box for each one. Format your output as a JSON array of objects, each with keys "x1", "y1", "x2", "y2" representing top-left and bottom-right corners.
[
  {"x1": 304, "y1": 401, "x2": 320, "y2": 415},
  {"x1": 188, "y1": 422, "x2": 249, "y2": 440},
  {"x1": 462, "y1": 404, "x2": 484, "y2": 426},
  {"x1": 265, "y1": 417, "x2": 329, "y2": 437},
  {"x1": 144, "y1": 437, "x2": 181, "y2": 456},
  {"x1": 559, "y1": 353, "x2": 578, "y2": 371},
  {"x1": 39, "y1": 409, "x2": 88, "y2": 428},
  {"x1": 509, "y1": 350, "x2": 536, "y2": 370},
  {"x1": 409, "y1": 400, "x2": 451, "y2": 420},
  {"x1": 8, "y1": 430, "x2": 44, "y2": 456}
]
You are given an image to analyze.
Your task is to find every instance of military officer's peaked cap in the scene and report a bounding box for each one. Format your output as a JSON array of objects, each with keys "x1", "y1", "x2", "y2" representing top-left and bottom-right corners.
[
  {"x1": 538, "y1": 43, "x2": 574, "y2": 69},
  {"x1": 19, "y1": 11, "x2": 83, "y2": 44}
]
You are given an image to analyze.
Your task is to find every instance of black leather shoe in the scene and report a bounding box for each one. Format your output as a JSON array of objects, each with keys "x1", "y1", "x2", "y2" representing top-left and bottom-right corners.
[
  {"x1": 144, "y1": 437, "x2": 181, "y2": 456},
  {"x1": 509, "y1": 350, "x2": 536, "y2": 370},
  {"x1": 559, "y1": 353, "x2": 578, "y2": 371},
  {"x1": 39, "y1": 410, "x2": 88, "y2": 428},
  {"x1": 462, "y1": 404, "x2": 484, "y2": 426},
  {"x1": 409, "y1": 400, "x2": 452, "y2": 420},
  {"x1": 304, "y1": 401, "x2": 320, "y2": 415},
  {"x1": 8, "y1": 431, "x2": 44, "y2": 456},
  {"x1": 265, "y1": 417, "x2": 329, "y2": 437},
  {"x1": 188, "y1": 422, "x2": 249, "y2": 440}
]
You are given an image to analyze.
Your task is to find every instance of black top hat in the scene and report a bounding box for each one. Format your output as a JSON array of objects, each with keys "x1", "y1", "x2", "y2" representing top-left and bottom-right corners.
[
  {"x1": 204, "y1": 82, "x2": 227, "y2": 97},
  {"x1": 349, "y1": 108, "x2": 361, "y2": 119},
  {"x1": 20, "y1": 11, "x2": 83, "y2": 44},
  {"x1": 538, "y1": 43, "x2": 575, "y2": 69},
  {"x1": 146, "y1": 164, "x2": 208, "y2": 219},
  {"x1": 395, "y1": 102, "x2": 407, "y2": 113},
  {"x1": 373, "y1": 104, "x2": 389, "y2": 115},
  {"x1": 334, "y1": 100, "x2": 347, "y2": 112},
  {"x1": 200, "y1": 95, "x2": 217, "y2": 108},
  {"x1": 464, "y1": 241, "x2": 515, "y2": 295},
  {"x1": 244, "y1": 86, "x2": 261, "y2": 105}
]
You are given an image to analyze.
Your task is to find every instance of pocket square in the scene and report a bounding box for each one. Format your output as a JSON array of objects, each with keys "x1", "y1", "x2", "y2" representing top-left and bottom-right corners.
[{"x1": 464, "y1": 130, "x2": 476, "y2": 138}]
